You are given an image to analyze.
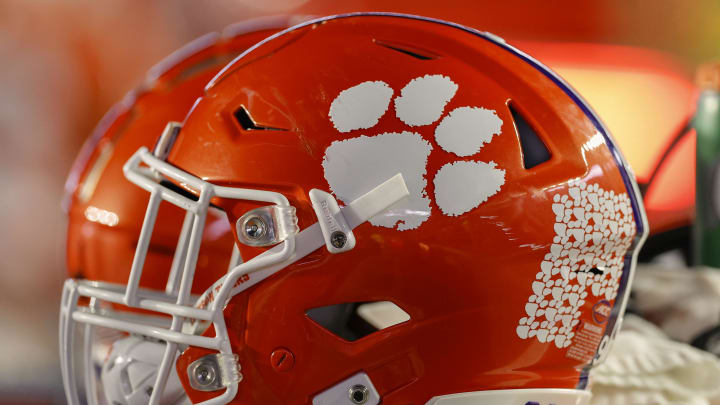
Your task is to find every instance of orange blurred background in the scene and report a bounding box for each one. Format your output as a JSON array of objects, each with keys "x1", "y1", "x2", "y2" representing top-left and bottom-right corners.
[{"x1": 1, "y1": 0, "x2": 719, "y2": 402}]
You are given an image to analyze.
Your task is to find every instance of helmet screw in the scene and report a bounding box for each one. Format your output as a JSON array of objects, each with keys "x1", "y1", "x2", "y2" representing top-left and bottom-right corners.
[
  {"x1": 348, "y1": 384, "x2": 369, "y2": 404},
  {"x1": 190, "y1": 360, "x2": 217, "y2": 389},
  {"x1": 270, "y1": 347, "x2": 295, "y2": 372},
  {"x1": 330, "y1": 231, "x2": 347, "y2": 249},
  {"x1": 244, "y1": 216, "x2": 267, "y2": 240}
]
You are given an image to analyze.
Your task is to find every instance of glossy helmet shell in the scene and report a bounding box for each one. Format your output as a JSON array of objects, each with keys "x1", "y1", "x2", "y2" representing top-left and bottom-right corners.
[
  {"x1": 63, "y1": 17, "x2": 295, "y2": 292},
  {"x1": 167, "y1": 13, "x2": 647, "y2": 404},
  {"x1": 516, "y1": 42, "x2": 697, "y2": 239}
]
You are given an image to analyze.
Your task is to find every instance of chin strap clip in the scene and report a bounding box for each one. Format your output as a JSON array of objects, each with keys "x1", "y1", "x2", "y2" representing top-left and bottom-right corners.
[
  {"x1": 310, "y1": 189, "x2": 356, "y2": 253},
  {"x1": 310, "y1": 173, "x2": 409, "y2": 254}
]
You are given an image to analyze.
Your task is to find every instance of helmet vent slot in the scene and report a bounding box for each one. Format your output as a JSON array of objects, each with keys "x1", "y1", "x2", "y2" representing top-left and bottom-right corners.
[
  {"x1": 233, "y1": 106, "x2": 286, "y2": 131},
  {"x1": 157, "y1": 180, "x2": 224, "y2": 211},
  {"x1": 509, "y1": 102, "x2": 551, "y2": 169},
  {"x1": 374, "y1": 40, "x2": 438, "y2": 60},
  {"x1": 306, "y1": 301, "x2": 410, "y2": 342},
  {"x1": 159, "y1": 179, "x2": 199, "y2": 201}
]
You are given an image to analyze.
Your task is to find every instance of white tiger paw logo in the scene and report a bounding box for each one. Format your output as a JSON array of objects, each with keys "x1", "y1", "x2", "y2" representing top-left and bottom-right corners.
[{"x1": 322, "y1": 74, "x2": 505, "y2": 230}]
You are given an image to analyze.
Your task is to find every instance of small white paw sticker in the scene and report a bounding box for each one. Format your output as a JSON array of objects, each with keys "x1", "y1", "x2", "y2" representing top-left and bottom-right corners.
[
  {"x1": 323, "y1": 75, "x2": 506, "y2": 230},
  {"x1": 515, "y1": 181, "x2": 636, "y2": 348}
]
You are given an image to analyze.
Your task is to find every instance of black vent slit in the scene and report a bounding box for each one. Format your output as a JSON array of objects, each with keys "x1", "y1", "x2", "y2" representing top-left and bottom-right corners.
[
  {"x1": 159, "y1": 180, "x2": 223, "y2": 210},
  {"x1": 375, "y1": 40, "x2": 438, "y2": 60},
  {"x1": 233, "y1": 106, "x2": 287, "y2": 131},
  {"x1": 509, "y1": 103, "x2": 551, "y2": 169}
]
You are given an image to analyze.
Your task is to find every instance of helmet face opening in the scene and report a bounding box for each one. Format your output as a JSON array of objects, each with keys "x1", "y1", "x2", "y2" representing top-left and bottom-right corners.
[{"x1": 61, "y1": 13, "x2": 647, "y2": 405}]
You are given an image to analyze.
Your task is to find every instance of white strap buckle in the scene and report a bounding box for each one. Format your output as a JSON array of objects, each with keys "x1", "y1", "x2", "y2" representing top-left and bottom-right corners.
[
  {"x1": 309, "y1": 173, "x2": 409, "y2": 254},
  {"x1": 309, "y1": 189, "x2": 356, "y2": 253}
]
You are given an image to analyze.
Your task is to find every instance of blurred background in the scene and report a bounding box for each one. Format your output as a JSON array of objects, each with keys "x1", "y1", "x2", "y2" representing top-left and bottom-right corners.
[{"x1": 2, "y1": 0, "x2": 720, "y2": 403}]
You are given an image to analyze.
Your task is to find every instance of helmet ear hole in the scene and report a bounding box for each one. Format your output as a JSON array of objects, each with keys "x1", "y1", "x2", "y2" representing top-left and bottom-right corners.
[
  {"x1": 306, "y1": 301, "x2": 411, "y2": 342},
  {"x1": 509, "y1": 102, "x2": 551, "y2": 169}
]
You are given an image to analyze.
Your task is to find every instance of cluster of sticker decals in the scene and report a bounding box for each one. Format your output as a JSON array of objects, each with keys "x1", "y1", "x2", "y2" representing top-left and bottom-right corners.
[
  {"x1": 323, "y1": 74, "x2": 506, "y2": 230},
  {"x1": 516, "y1": 181, "x2": 636, "y2": 349}
]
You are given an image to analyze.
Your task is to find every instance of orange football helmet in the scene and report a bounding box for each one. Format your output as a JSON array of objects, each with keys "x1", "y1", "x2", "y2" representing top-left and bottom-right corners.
[{"x1": 61, "y1": 13, "x2": 647, "y2": 405}]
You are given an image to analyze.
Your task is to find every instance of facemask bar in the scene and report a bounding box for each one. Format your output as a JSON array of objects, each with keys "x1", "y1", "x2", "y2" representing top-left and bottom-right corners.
[
  {"x1": 60, "y1": 144, "x2": 410, "y2": 405},
  {"x1": 60, "y1": 146, "x2": 297, "y2": 405}
]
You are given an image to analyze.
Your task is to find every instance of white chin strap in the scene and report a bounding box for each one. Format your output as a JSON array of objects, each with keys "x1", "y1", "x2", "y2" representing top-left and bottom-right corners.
[{"x1": 60, "y1": 145, "x2": 410, "y2": 405}]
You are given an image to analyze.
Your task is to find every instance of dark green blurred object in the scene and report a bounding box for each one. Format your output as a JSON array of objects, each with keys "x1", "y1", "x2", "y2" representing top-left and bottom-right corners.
[{"x1": 694, "y1": 62, "x2": 720, "y2": 267}]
